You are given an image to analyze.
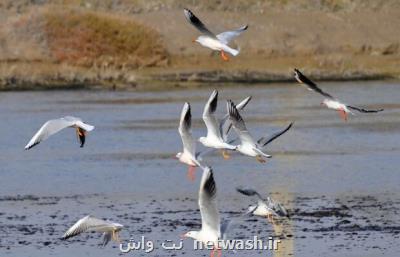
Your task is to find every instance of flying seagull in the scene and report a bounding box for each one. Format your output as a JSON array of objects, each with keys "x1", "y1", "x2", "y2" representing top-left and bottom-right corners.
[
  {"x1": 62, "y1": 215, "x2": 123, "y2": 246},
  {"x1": 177, "y1": 96, "x2": 251, "y2": 180},
  {"x1": 176, "y1": 102, "x2": 203, "y2": 181},
  {"x1": 227, "y1": 100, "x2": 293, "y2": 163},
  {"x1": 237, "y1": 188, "x2": 289, "y2": 224},
  {"x1": 199, "y1": 90, "x2": 237, "y2": 159},
  {"x1": 199, "y1": 90, "x2": 252, "y2": 160},
  {"x1": 184, "y1": 8, "x2": 248, "y2": 61},
  {"x1": 182, "y1": 167, "x2": 232, "y2": 257},
  {"x1": 25, "y1": 116, "x2": 94, "y2": 150},
  {"x1": 294, "y1": 69, "x2": 384, "y2": 121}
]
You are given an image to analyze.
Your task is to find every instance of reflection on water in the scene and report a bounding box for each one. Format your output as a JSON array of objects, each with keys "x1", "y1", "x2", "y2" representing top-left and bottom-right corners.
[{"x1": 0, "y1": 81, "x2": 399, "y2": 257}]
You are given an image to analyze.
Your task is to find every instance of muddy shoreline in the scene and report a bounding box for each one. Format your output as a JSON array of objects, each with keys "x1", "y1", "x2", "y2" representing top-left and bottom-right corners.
[{"x1": 0, "y1": 67, "x2": 395, "y2": 91}]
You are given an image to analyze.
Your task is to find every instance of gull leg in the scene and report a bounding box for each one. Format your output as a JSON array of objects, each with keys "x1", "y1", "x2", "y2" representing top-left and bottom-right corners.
[
  {"x1": 187, "y1": 166, "x2": 196, "y2": 181},
  {"x1": 217, "y1": 248, "x2": 222, "y2": 257},
  {"x1": 210, "y1": 248, "x2": 215, "y2": 257},
  {"x1": 115, "y1": 231, "x2": 121, "y2": 244},
  {"x1": 337, "y1": 108, "x2": 348, "y2": 121},
  {"x1": 221, "y1": 150, "x2": 231, "y2": 160},
  {"x1": 220, "y1": 50, "x2": 229, "y2": 61},
  {"x1": 256, "y1": 155, "x2": 266, "y2": 163}
]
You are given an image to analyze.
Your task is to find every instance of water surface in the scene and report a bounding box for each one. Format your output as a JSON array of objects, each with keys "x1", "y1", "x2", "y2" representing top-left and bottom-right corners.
[{"x1": 0, "y1": 81, "x2": 399, "y2": 256}]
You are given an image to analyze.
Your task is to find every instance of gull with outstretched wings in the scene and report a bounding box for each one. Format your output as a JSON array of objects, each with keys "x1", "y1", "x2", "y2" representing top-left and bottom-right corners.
[
  {"x1": 184, "y1": 8, "x2": 248, "y2": 61},
  {"x1": 237, "y1": 188, "x2": 289, "y2": 224},
  {"x1": 199, "y1": 90, "x2": 238, "y2": 160},
  {"x1": 62, "y1": 215, "x2": 123, "y2": 246},
  {"x1": 227, "y1": 100, "x2": 293, "y2": 163},
  {"x1": 25, "y1": 116, "x2": 94, "y2": 150},
  {"x1": 294, "y1": 68, "x2": 383, "y2": 121},
  {"x1": 176, "y1": 102, "x2": 203, "y2": 181},
  {"x1": 182, "y1": 167, "x2": 233, "y2": 257},
  {"x1": 177, "y1": 96, "x2": 251, "y2": 180}
]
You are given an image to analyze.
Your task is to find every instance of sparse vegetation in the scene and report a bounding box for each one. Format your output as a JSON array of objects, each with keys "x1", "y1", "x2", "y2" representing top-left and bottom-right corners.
[
  {"x1": 0, "y1": 1, "x2": 398, "y2": 90},
  {"x1": 43, "y1": 8, "x2": 168, "y2": 68}
]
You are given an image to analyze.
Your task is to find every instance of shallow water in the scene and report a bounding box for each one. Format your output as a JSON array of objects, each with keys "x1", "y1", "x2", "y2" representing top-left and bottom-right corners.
[{"x1": 0, "y1": 81, "x2": 399, "y2": 256}]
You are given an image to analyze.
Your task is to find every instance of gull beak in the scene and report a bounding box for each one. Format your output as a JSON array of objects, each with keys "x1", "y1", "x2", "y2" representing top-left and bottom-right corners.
[
  {"x1": 192, "y1": 39, "x2": 196, "y2": 43},
  {"x1": 180, "y1": 234, "x2": 187, "y2": 239}
]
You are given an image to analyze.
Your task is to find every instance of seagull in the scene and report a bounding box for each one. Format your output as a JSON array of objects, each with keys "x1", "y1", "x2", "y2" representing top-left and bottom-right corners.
[
  {"x1": 294, "y1": 68, "x2": 384, "y2": 121},
  {"x1": 176, "y1": 102, "x2": 203, "y2": 181},
  {"x1": 184, "y1": 8, "x2": 248, "y2": 61},
  {"x1": 62, "y1": 215, "x2": 124, "y2": 246},
  {"x1": 25, "y1": 116, "x2": 94, "y2": 150},
  {"x1": 227, "y1": 100, "x2": 293, "y2": 163},
  {"x1": 177, "y1": 96, "x2": 251, "y2": 180},
  {"x1": 237, "y1": 188, "x2": 289, "y2": 224},
  {"x1": 182, "y1": 167, "x2": 232, "y2": 257},
  {"x1": 199, "y1": 90, "x2": 251, "y2": 160}
]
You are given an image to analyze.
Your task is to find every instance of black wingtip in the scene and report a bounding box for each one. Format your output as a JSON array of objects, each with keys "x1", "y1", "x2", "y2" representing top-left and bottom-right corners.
[
  {"x1": 209, "y1": 90, "x2": 219, "y2": 113},
  {"x1": 25, "y1": 142, "x2": 39, "y2": 150},
  {"x1": 236, "y1": 187, "x2": 256, "y2": 197},
  {"x1": 204, "y1": 167, "x2": 216, "y2": 197},
  {"x1": 183, "y1": 102, "x2": 192, "y2": 129}
]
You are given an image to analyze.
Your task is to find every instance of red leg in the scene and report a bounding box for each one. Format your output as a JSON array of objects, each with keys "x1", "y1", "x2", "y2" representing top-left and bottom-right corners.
[
  {"x1": 220, "y1": 51, "x2": 229, "y2": 61},
  {"x1": 217, "y1": 248, "x2": 222, "y2": 257},
  {"x1": 210, "y1": 248, "x2": 215, "y2": 257},
  {"x1": 187, "y1": 166, "x2": 196, "y2": 181},
  {"x1": 337, "y1": 108, "x2": 348, "y2": 121}
]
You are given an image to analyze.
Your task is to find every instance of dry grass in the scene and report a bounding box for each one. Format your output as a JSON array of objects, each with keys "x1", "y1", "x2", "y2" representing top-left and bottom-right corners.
[
  {"x1": 42, "y1": 8, "x2": 169, "y2": 69},
  {"x1": 1, "y1": 0, "x2": 399, "y2": 13},
  {"x1": 1, "y1": 6, "x2": 169, "y2": 69}
]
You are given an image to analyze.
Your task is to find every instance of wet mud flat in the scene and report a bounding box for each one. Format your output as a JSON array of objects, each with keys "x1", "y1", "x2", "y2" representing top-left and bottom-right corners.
[{"x1": 0, "y1": 193, "x2": 399, "y2": 256}]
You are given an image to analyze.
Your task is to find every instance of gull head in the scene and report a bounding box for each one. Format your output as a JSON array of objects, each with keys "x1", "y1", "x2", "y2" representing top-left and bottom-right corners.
[
  {"x1": 113, "y1": 222, "x2": 124, "y2": 231},
  {"x1": 175, "y1": 152, "x2": 182, "y2": 159},
  {"x1": 247, "y1": 205, "x2": 257, "y2": 214},
  {"x1": 194, "y1": 35, "x2": 212, "y2": 47},
  {"x1": 182, "y1": 231, "x2": 199, "y2": 240},
  {"x1": 293, "y1": 69, "x2": 302, "y2": 83},
  {"x1": 198, "y1": 137, "x2": 207, "y2": 146}
]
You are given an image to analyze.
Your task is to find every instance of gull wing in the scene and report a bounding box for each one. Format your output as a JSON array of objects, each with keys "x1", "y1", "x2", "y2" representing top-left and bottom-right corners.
[
  {"x1": 257, "y1": 122, "x2": 294, "y2": 148},
  {"x1": 347, "y1": 105, "x2": 384, "y2": 113},
  {"x1": 179, "y1": 102, "x2": 196, "y2": 156},
  {"x1": 199, "y1": 167, "x2": 220, "y2": 238},
  {"x1": 216, "y1": 25, "x2": 248, "y2": 45},
  {"x1": 220, "y1": 96, "x2": 252, "y2": 141},
  {"x1": 227, "y1": 100, "x2": 255, "y2": 146},
  {"x1": 25, "y1": 116, "x2": 94, "y2": 149},
  {"x1": 267, "y1": 197, "x2": 290, "y2": 218},
  {"x1": 25, "y1": 117, "x2": 76, "y2": 150},
  {"x1": 62, "y1": 215, "x2": 115, "y2": 240},
  {"x1": 294, "y1": 69, "x2": 334, "y2": 99},
  {"x1": 236, "y1": 187, "x2": 264, "y2": 201},
  {"x1": 203, "y1": 90, "x2": 223, "y2": 140},
  {"x1": 184, "y1": 8, "x2": 216, "y2": 38}
]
